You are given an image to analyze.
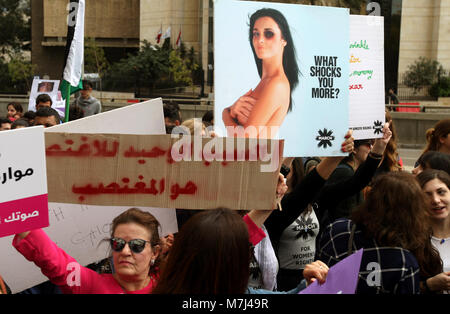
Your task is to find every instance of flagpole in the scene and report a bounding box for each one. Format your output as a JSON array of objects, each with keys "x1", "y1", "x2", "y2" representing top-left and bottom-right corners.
[{"x1": 65, "y1": 85, "x2": 71, "y2": 122}]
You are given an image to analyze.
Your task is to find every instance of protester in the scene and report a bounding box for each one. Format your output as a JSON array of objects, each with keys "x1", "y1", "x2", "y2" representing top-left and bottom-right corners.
[
  {"x1": 417, "y1": 170, "x2": 450, "y2": 293},
  {"x1": 11, "y1": 118, "x2": 29, "y2": 129},
  {"x1": 163, "y1": 101, "x2": 182, "y2": 134},
  {"x1": 311, "y1": 123, "x2": 393, "y2": 234},
  {"x1": 0, "y1": 118, "x2": 12, "y2": 131},
  {"x1": 269, "y1": 124, "x2": 391, "y2": 290},
  {"x1": 68, "y1": 105, "x2": 85, "y2": 121},
  {"x1": 244, "y1": 131, "x2": 355, "y2": 291},
  {"x1": 74, "y1": 80, "x2": 102, "y2": 117},
  {"x1": 373, "y1": 110, "x2": 403, "y2": 176},
  {"x1": 388, "y1": 88, "x2": 399, "y2": 111},
  {"x1": 6, "y1": 102, "x2": 23, "y2": 122},
  {"x1": 317, "y1": 171, "x2": 442, "y2": 294},
  {"x1": 35, "y1": 94, "x2": 53, "y2": 111},
  {"x1": 13, "y1": 208, "x2": 162, "y2": 294},
  {"x1": 181, "y1": 118, "x2": 207, "y2": 137},
  {"x1": 34, "y1": 107, "x2": 61, "y2": 127},
  {"x1": 416, "y1": 118, "x2": 450, "y2": 167},
  {"x1": 202, "y1": 110, "x2": 214, "y2": 128},
  {"x1": 23, "y1": 111, "x2": 36, "y2": 126},
  {"x1": 412, "y1": 151, "x2": 450, "y2": 176},
  {"x1": 152, "y1": 208, "x2": 329, "y2": 294}
]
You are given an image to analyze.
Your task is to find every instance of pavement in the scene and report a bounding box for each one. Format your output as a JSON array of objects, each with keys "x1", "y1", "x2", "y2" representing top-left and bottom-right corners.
[{"x1": 397, "y1": 147, "x2": 422, "y2": 173}]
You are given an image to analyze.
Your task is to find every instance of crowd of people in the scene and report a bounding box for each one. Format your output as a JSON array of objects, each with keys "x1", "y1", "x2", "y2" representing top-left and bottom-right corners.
[
  {"x1": 0, "y1": 80, "x2": 101, "y2": 131},
  {"x1": 1, "y1": 96, "x2": 449, "y2": 296}
]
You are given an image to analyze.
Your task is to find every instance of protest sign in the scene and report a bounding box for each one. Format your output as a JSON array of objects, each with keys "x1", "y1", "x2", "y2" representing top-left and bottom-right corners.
[
  {"x1": 45, "y1": 132, "x2": 283, "y2": 210},
  {"x1": 348, "y1": 15, "x2": 385, "y2": 140},
  {"x1": 28, "y1": 78, "x2": 66, "y2": 119},
  {"x1": 0, "y1": 126, "x2": 48, "y2": 238},
  {"x1": 214, "y1": 0, "x2": 349, "y2": 157},
  {"x1": 46, "y1": 98, "x2": 166, "y2": 134},
  {"x1": 0, "y1": 99, "x2": 179, "y2": 293},
  {"x1": 300, "y1": 249, "x2": 363, "y2": 294}
]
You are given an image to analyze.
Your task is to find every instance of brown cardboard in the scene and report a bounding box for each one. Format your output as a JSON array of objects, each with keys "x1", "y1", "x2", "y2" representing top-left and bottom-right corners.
[{"x1": 45, "y1": 133, "x2": 284, "y2": 210}]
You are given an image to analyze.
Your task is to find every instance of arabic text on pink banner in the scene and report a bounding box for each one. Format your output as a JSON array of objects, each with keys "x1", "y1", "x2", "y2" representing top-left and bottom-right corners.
[{"x1": 0, "y1": 194, "x2": 49, "y2": 238}]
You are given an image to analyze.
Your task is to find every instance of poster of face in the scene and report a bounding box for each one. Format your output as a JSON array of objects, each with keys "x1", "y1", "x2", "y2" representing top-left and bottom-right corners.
[
  {"x1": 214, "y1": 0, "x2": 350, "y2": 157},
  {"x1": 28, "y1": 78, "x2": 66, "y2": 119}
]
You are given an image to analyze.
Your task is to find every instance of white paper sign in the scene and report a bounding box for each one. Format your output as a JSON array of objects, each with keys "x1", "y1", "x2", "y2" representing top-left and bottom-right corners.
[
  {"x1": 0, "y1": 127, "x2": 49, "y2": 238},
  {"x1": 0, "y1": 99, "x2": 178, "y2": 293},
  {"x1": 348, "y1": 15, "x2": 385, "y2": 139},
  {"x1": 28, "y1": 79, "x2": 67, "y2": 119}
]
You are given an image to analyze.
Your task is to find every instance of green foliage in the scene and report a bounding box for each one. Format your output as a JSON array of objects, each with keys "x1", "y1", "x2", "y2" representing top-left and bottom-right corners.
[
  {"x1": 7, "y1": 55, "x2": 35, "y2": 91},
  {"x1": 169, "y1": 50, "x2": 193, "y2": 86},
  {"x1": 403, "y1": 57, "x2": 445, "y2": 93},
  {"x1": 0, "y1": 0, "x2": 31, "y2": 55},
  {"x1": 84, "y1": 38, "x2": 110, "y2": 76},
  {"x1": 430, "y1": 75, "x2": 450, "y2": 98},
  {"x1": 104, "y1": 40, "x2": 201, "y2": 94}
]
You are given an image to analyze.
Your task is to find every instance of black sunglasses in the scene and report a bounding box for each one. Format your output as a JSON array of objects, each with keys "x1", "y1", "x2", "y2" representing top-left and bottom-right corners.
[
  {"x1": 253, "y1": 30, "x2": 275, "y2": 40},
  {"x1": 110, "y1": 237, "x2": 150, "y2": 254}
]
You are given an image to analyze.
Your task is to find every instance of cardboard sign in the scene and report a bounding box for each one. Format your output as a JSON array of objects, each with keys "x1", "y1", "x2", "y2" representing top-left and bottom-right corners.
[
  {"x1": 28, "y1": 78, "x2": 66, "y2": 119},
  {"x1": 214, "y1": 0, "x2": 349, "y2": 157},
  {"x1": 300, "y1": 249, "x2": 363, "y2": 294},
  {"x1": 45, "y1": 133, "x2": 283, "y2": 210},
  {"x1": 348, "y1": 15, "x2": 385, "y2": 140},
  {"x1": 0, "y1": 126, "x2": 49, "y2": 238}
]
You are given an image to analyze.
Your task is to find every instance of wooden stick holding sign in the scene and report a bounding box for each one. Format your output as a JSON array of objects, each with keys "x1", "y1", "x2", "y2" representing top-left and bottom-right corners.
[{"x1": 45, "y1": 133, "x2": 284, "y2": 210}]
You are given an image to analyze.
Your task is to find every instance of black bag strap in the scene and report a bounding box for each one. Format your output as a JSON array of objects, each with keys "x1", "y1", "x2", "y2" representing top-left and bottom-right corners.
[{"x1": 347, "y1": 223, "x2": 357, "y2": 256}]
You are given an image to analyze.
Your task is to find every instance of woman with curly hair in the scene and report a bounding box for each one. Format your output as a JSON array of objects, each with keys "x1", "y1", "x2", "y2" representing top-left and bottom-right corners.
[{"x1": 317, "y1": 171, "x2": 442, "y2": 294}]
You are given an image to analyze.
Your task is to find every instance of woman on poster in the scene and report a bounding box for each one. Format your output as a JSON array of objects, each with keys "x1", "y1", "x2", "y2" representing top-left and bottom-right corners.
[{"x1": 222, "y1": 8, "x2": 299, "y2": 138}]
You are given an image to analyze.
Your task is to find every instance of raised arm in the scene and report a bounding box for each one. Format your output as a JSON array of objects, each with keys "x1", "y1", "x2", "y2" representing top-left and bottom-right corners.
[{"x1": 13, "y1": 229, "x2": 99, "y2": 294}]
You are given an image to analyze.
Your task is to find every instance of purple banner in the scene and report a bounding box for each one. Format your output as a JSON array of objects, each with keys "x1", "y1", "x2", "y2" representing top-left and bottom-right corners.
[{"x1": 300, "y1": 249, "x2": 363, "y2": 294}]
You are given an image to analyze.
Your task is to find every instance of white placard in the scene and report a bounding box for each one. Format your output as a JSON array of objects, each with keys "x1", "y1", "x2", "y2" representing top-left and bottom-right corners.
[
  {"x1": 0, "y1": 127, "x2": 47, "y2": 203},
  {"x1": 348, "y1": 15, "x2": 385, "y2": 139},
  {"x1": 28, "y1": 79, "x2": 66, "y2": 119}
]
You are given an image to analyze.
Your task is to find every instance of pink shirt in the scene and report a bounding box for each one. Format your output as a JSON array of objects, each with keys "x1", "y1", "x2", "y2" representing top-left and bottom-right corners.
[
  {"x1": 13, "y1": 216, "x2": 265, "y2": 294},
  {"x1": 13, "y1": 229, "x2": 157, "y2": 294}
]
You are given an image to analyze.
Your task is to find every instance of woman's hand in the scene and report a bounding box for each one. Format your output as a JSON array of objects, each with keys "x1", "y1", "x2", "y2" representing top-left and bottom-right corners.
[
  {"x1": 276, "y1": 173, "x2": 288, "y2": 200},
  {"x1": 229, "y1": 89, "x2": 256, "y2": 125},
  {"x1": 303, "y1": 260, "x2": 329, "y2": 286},
  {"x1": 426, "y1": 272, "x2": 450, "y2": 292},
  {"x1": 17, "y1": 231, "x2": 30, "y2": 240},
  {"x1": 160, "y1": 233, "x2": 174, "y2": 256},
  {"x1": 371, "y1": 122, "x2": 392, "y2": 155}
]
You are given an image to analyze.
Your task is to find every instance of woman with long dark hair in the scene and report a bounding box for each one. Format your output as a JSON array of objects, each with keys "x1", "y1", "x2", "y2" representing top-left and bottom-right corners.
[
  {"x1": 417, "y1": 170, "x2": 450, "y2": 293},
  {"x1": 222, "y1": 8, "x2": 299, "y2": 138},
  {"x1": 317, "y1": 172, "x2": 442, "y2": 294}
]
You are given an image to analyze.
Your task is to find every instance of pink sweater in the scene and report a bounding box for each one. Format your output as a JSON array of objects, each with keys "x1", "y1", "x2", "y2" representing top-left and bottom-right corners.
[
  {"x1": 13, "y1": 229, "x2": 156, "y2": 294},
  {"x1": 13, "y1": 216, "x2": 265, "y2": 294}
]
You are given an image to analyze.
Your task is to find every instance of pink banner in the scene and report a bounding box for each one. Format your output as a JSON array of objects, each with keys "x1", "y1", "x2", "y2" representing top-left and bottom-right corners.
[{"x1": 0, "y1": 194, "x2": 49, "y2": 238}]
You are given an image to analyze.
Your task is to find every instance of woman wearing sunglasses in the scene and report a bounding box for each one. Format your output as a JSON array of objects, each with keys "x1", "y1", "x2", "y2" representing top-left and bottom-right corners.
[
  {"x1": 12, "y1": 208, "x2": 163, "y2": 294},
  {"x1": 222, "y1": 8, "x2": 299, "y2": 138}
]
